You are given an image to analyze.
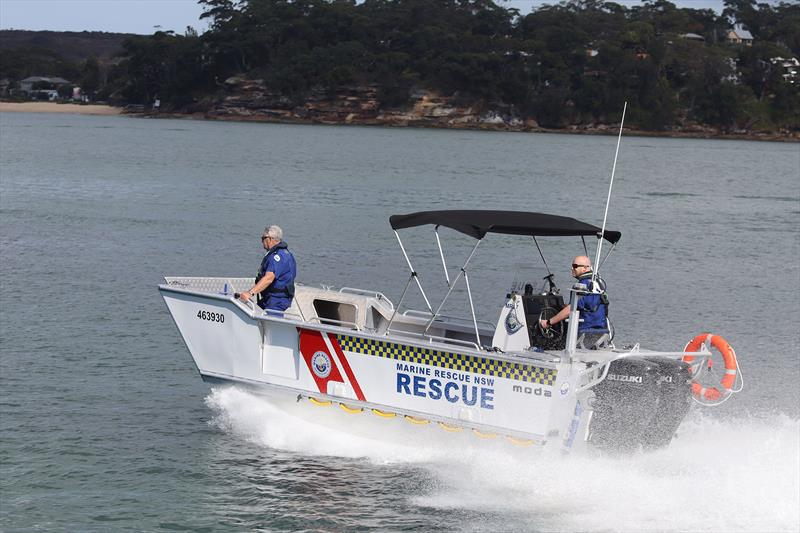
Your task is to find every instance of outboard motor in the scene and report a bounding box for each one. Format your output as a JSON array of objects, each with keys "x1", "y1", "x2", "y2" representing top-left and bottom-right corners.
[
  {"x1": 641, "y1": 357, "x2": 693, "y2": 448},
  {"x1": 589, "y1": 357, "x2": 692, "y2": 452}
]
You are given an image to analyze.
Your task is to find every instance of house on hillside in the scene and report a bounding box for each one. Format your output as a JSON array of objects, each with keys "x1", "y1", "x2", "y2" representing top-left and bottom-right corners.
[
  {"x1": 726, "y1": 25, "x2": 753, "y2": 46},
  {"x1": 19, "y1": 76, "x2": 71, "y2": 95},
  {"x1": 771, "y1": 57, "x2": 799, "y2": 84}
]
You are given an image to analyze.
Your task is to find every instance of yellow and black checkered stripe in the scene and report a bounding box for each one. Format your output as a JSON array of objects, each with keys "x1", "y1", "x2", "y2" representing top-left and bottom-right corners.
[{"x1": 336, "y1": 334, "x2": 557, "y2": 386}]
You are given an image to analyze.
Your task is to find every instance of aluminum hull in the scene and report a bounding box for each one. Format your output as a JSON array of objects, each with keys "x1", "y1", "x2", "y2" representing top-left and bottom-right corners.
[
  {"x1": 160, "y1": 277, "x2": 705, "y2": 450},
  {"x1": 158, "y1": 279, "x2": 605, "y2": 447}
]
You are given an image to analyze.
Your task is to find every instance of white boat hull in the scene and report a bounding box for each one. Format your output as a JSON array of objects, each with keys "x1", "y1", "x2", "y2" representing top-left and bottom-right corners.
[
  {"x1": 160, "y1": 276, "x2": 706, "y2": 451},
  {"x1": 160, "y1": 284, "x2": 589, "y2": 446}
]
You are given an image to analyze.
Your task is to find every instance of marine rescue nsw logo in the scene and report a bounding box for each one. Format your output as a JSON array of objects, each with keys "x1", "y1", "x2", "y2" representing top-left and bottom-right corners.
[{"x1": 311, "y1": 351, "x2": 332, "y2": 378}]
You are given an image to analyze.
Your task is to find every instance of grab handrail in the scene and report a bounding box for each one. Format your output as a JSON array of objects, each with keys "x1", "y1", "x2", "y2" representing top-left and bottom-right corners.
[
  {"x1": 339, "y1": 287, "x2": 394, "y2": 309},
  {"x1": 233, "y1": 297, "x2": 305, "y2": 324},
  {"x1": 402, "y1": 309, "x2": 434, "y2": 319},
  {"x1": 402, "y1": 310, "x2": 494, "y2": 329},
  {"x1": 574, "y1": 345, "x2": 714, "y2": 393},
  {"x1": 307, "y1": 316, "x2": 361, "y2": 331},
  {"x1": 575, "y1": 360, "x2": 614, "y2": 393},
  {"x1": 423, "y1": 334, "x2": 481, "y2": 351},
  {"x1": 238, "y1": 296, "x2": 257, "y2": 314},
  {"x1": 385, "y1": 326, "x2": 482, "y2": 351},
  {"x1": 263, "y1": 309, "x2": 305, "y2": 321}
]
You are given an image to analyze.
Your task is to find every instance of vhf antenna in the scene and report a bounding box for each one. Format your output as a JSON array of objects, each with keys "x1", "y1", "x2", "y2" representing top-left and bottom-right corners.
[{"x1": 592, "y1": 101, "x2": 627, "y2": 287}]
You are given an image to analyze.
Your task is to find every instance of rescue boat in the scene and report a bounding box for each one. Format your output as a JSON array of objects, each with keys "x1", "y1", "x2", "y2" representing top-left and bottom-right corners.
[{"x1": 159, "y1": 210, "x2": 741, "y2": 452}]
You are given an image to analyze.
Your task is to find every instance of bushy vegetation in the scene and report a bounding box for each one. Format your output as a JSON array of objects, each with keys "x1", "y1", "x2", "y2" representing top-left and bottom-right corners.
[
  {"x1": 3, "y1": 0, "x2": 798, "y2": 131},
  {"x1": 0, "y1": 31, "x2": 133, "y2": 100}
]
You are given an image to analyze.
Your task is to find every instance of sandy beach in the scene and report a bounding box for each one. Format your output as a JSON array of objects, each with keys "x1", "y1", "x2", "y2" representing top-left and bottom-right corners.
[{"x1": 0, "y1": 101, "x2": 121, "y2": 115}]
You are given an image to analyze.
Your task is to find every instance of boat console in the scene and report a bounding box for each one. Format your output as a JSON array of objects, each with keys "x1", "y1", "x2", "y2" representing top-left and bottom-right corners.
[
  {"x1": 520, "y1": 284, "x2": 566, "y2": 351},
  {"x1": 492, "y1": 276, "x2": 566, "y2": 353}
]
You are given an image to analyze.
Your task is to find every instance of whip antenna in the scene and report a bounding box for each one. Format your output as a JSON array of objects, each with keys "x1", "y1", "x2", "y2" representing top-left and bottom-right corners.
[{"x1": 592, "y1": 101, "x2": 626, "y2": 286}]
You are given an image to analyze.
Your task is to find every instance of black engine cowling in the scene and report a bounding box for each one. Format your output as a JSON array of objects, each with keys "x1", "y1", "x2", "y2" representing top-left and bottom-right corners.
[{"x1": 589, "y1": 356, "x2": 692, "y2": 451}]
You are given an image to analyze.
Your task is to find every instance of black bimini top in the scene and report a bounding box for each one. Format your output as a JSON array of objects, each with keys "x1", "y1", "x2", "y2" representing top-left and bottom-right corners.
[{"x1": 389, "y1": 210, "x2": 621, "y2": 244}]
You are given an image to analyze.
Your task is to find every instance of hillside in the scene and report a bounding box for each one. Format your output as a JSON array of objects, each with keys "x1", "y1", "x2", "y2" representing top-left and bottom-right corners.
[
  {"x1": 0, "y1": 30, "x2": 134, "y2": 63},
  {"x1": 1, "y1": 0, "x2": 798, "y2": 137},
  {"x1": 106, "y1": 0, "x2": 798, "y2": 135},
  {"x1": 0, "y1": 30, "x2": 136, "y2": 85}
]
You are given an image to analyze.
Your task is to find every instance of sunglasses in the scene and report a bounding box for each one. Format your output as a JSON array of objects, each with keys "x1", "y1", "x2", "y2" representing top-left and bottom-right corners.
[{"x1": 572, "y1": 264, "x2": 589, "y2": 269}]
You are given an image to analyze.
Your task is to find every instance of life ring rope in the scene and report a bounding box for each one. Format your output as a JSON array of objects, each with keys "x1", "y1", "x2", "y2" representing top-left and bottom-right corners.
[{"x1": 683, "y1": 333, "x2": 743, "y2": 406}]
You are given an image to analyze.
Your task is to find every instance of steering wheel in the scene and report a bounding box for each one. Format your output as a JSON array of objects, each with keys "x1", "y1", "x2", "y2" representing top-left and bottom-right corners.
[{"x1": 536, "y1": 306, "x2": 564, "y2": 341}]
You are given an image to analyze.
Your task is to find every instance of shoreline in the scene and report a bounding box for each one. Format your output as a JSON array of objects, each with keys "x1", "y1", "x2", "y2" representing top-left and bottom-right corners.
[
  {"x1": 1, "y1": 101, "x2": 795, "y2": 142},
  {"x1": 149, "y1": 111, "x2": 800, "y2": 142},
  {"x1": 0, "y1": 101, "x2": 122, "y2": 115}
]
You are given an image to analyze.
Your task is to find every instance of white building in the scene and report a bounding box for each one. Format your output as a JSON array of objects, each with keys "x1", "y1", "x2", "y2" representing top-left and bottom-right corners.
[
  {"x1": 770, "y1": 57, "x2": 799, "y2": 84},
  {"x1": 19, "y1": 76, "x2": 71, "y2": 95},
  {"x1": 726, "y1": 25, "x2": 753, "y2": 46}
]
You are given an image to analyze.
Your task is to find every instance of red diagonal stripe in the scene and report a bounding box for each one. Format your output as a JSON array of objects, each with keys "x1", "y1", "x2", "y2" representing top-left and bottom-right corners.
[
  {"x1": 299, "y1": 328, "x2": 343, "y2": 394},
  {"x1": 327, "y1": 332, "x2": 366, "y2": 401}
]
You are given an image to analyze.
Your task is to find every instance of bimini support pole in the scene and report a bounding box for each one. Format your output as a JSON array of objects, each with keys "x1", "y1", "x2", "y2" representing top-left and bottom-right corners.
[
  {"x1": 565, "y1": 285, "x2": 583, "y2": 359},
  {"x1": 462, "y1": 269, "x2": 481, "y2": 346},
  {"x1": 533, "y1": 236, "x2": 558, "y2": 293},
  {"x1": 424, "y1": 238, "x2": 482, "y2": 334},
  {"x1": 394, "y1": 230, "x2": 433, "y2": 312},
  {"x1": 598, "y1": 242, "x2": 617, "y2": 271},
  {"x1": 384, "y1": 274, "x2": 414, "y2": 335},
  {"x1": 434, "y1": 226, "x2": 451, "y2": 287},
  {"x1": 532, "y1": 236, "x2": 552, "y2": 277},
  {"x1": 592, "y1": 101, "x2": 626, "y2": 286}
]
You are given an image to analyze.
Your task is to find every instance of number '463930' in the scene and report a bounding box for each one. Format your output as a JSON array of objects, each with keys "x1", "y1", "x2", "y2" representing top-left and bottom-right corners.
[{"x1": 197, "y1": 310, "x2": 224, "y2": 323}]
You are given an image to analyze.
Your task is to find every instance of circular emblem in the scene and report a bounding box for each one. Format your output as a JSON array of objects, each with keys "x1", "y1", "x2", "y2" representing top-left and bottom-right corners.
[
  {"x1": 274, "y1": 255, "x2": 281, "y2": 262},
  {"x1": 311, "y1": 351, "x2": 332, "y2": 378},
  {"x1": 560, "y1": 382, "x2": 571, "y2": 396},
  {"x1": 505, "y1": 309, "x2": 522, "y2": 334}
]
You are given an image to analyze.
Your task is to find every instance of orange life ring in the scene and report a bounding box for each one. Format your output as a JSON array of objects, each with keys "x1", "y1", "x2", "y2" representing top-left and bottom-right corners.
[{"x1": 682, "y1": 333, "x2": 737, "y2": 401}]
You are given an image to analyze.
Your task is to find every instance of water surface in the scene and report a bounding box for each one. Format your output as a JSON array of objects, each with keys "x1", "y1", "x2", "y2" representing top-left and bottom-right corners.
[{"x1": 1, "y1": 112, "x2": 798, "y2": 531}]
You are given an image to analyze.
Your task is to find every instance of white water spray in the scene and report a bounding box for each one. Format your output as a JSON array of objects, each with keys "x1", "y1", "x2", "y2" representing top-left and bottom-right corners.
[{"x1": 207, "y1": 387, "x2": 799, "y2": 532}]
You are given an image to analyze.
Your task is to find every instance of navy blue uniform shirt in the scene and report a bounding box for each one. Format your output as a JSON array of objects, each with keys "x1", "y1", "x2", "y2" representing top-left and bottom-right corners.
[
  {"x1": 575, "y1": 273, "x2": 608, "y2": 332},
  {"x1": 257, "y1": 241, "x2": 297, "y2": 311}
]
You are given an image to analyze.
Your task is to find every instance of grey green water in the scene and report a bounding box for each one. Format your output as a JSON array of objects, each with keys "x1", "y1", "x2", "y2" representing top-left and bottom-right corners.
[{"x1": 1, "y1": 112, "x2": 798, "y2": 532}]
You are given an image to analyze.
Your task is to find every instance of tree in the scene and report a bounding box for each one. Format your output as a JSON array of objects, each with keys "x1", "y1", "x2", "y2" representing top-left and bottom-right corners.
[
  {"x1": 57, "y1": 84, "x2": 74, "y2": 99},
  {"x1": 81, "y1": 56, "x2": 102, "y2": 97},
  {"x1": 98, "y1": 0, "x2": 793, "y2": 131}
]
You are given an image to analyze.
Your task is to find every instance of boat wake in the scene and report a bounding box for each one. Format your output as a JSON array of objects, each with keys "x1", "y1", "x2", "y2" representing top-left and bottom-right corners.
[
  {"x1": 205, "y1": 386, "x2": 455, "y2": 463},
  {"x1": 206, "y1": 386, "x2": 799, "y2": 532}
]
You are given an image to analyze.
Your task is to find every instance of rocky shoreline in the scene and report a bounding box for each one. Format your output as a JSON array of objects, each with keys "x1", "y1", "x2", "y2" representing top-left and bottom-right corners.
[
  {"x1": 144, "y1": 111, "x2": 797, "y2": 142},
  {"x1": 130, "y1": 77, "x2": 795, "y2": 142},
  {"x1": 5, "y1": 79, "x2": 794, "y2": 142}
]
